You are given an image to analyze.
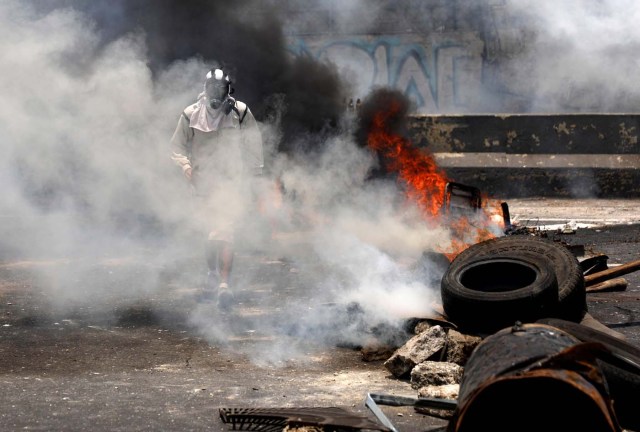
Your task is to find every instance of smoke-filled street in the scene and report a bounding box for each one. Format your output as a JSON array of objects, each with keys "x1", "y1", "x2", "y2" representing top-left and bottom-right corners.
[
  {"x1": 1, "y1": 199, "x2": 639, "y2": 431},
  {"x1": 0, "y1": 255, "x2": 422, "y2": 429},
  {"x1": 0, "y1": 219, "x2": 446, "y2": 430},
  {"x1": 1, "y1": 1, "x2": 640, "y2": 430}
]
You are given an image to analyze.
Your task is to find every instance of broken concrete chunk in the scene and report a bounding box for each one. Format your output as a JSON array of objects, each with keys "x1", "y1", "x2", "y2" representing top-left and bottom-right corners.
[
  {"x1": 361, "y1": 341, "x2": 396, "y2": 362},
  {"x1": 445, "y1": 329, "x2": 482, "y2": 366},
  {"x1": 384, "y1": 325, "x2": 447, "y2": 378},
  {"x1": 417, "y1": 383, "x2": 460, "y2": 401},
  {"x1": 413, "y1": 320, "x2": 432, "y2": 334},
  {"x1": 410, "y1": 361, "x2": 463, "y2": 389},
  {"x1": 414, "y1": 383, "x2": 459, "y2": 420},
  {"x1": 414, "y1": 383, "x2": 460, "y2": 419}
]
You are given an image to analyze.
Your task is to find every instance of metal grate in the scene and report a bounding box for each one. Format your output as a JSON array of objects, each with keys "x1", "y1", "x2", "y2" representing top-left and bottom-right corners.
[{"x1": 219, "y1": 407, "x2": 391, "y2": 431}]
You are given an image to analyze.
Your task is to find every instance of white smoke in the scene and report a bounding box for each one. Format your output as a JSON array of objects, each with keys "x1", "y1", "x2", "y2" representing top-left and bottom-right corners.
[
  {"x1": 0, "y1": 2, "x2": 208, "y2": 307},
  {"x1": 488, "y1": 0, "x2": 640, "y2": 112},
  {"x1": 0, "y1": 0, "x2": 449, "y2": 364},
  {"x1": 13, "y1": 0, "x2": 637, "y2": 364},
  {"x1": 187, "y1": 134, "x2": 449, "y2": 364},
  {"x1": 279, "y1": 0, "x2": 640, "y2": 113}
]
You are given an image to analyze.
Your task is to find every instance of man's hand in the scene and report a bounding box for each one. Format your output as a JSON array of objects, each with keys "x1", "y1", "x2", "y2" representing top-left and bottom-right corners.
[{"x1": 184, "y1": 167, "x2": 193, "y2": 181}]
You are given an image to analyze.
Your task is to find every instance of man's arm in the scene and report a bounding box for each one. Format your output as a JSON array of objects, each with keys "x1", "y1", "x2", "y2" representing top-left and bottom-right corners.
[{"x1": 170, "y1": 112, "x2": 194, "y2": 180}]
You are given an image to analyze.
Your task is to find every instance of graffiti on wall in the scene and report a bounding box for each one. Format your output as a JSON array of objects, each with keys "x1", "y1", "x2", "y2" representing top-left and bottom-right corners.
[{"x1": 289, "y1": 35, "x2": 483, "y2": 113}]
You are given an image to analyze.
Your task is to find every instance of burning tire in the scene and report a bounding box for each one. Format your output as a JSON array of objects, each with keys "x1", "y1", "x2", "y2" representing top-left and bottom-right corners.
[
  {"x1": 441, "y1": 256, "x2": 559, "y2": 333},
  {"x1": 444, "y1": 236, "x2": 586, "y2": 324}
]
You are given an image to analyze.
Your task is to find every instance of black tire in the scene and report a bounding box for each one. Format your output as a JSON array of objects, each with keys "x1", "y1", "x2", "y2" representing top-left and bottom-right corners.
[
  {"x1": 441, "y1": 255, "x2": 559, "y2": 333},
  {"x1": 450, "y1": 236, "x2": 586, "y2": 322}
]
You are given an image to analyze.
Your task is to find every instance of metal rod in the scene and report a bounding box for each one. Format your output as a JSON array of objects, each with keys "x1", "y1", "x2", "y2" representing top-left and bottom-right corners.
[
  {"x1": 501, "y1": 202, "x2": 512, "y2": 231},
  {"x1": 369, "y1": 393, "x2": 457, "y2": 411},
  {"x1": 365, "y1": 393, "x2": 398, "y2": 432}
]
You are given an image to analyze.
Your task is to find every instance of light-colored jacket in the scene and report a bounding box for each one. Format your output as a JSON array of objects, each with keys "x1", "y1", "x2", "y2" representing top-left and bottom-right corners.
[{"x1": 170, "y1": 99, "x2": 264, "y2": 195}]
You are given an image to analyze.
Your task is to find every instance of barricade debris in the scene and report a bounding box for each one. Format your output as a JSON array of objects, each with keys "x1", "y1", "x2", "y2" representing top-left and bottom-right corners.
[
  {"x1": 448, "y1": 322, "x2": 623, "y2": 432},
  {"x1": 365, "y1": 193, "x2": 640, "y2": 431}
]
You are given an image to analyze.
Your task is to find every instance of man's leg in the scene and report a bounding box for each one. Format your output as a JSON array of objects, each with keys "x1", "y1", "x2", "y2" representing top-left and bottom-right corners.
[
  {"x1": 206, "y1": 239, "x2": 235, "y2": 309},
  {"x1": 217, "y1": 240, "x2": 234, "y2": 286}
]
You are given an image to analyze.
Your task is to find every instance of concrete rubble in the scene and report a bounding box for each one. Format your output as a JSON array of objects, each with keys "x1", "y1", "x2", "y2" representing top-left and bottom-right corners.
[
  {"x1": 369, "y1": 225, "x2": 640, "y2": 431},
  {"x1": 379, "y1": 320, "x2": 481, "y2": 413},
  {"x1": 383, "y1": 325, "x2": 447, "y2": 378},
  {"x1": 443, "y1": 329, "x2": 482, "y2": 365},
  {"x1": 410, "y1": 361, "x2": 462, "y2": 388}
]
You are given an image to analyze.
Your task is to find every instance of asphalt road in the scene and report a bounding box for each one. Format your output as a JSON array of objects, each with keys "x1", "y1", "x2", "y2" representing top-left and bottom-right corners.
[{"x1": 0, "y1": 198, "x2": 639, "y2": 431}]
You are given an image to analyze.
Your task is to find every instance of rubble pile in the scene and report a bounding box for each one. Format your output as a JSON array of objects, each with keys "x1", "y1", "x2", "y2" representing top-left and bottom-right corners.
[{"x1": 362, "y1": 232, "x2": 640, "y2": 431}]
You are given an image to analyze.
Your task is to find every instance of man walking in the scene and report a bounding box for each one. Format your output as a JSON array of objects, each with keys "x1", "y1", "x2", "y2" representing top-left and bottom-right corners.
[{"x1": 171, "y1": 67, "x2": 264, "y2": 309}]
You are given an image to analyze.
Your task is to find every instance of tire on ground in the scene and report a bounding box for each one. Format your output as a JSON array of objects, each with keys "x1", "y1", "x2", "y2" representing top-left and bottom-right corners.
[
  {"x1": 449, "y1": 236, "x2": 586, "y2": 322},
  {"x1": 441, "y1": 255, "x2": 559, "y2": 332}
]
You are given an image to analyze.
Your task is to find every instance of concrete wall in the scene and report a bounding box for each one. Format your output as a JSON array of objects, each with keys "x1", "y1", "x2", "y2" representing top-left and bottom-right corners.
[
  {"x1": 266, "y1": 1, "x2": 640, "y2": 198},
  {"x1": 408, "y1": 114, "x2": 640, "y2": 198},
  {"x1": 275, "y1": 1, "x2": 640, "y2": 115},
  {"x1": 290, "y1": 33, "x2": 486, "y2": 114},
  {"x1": 277, "y1": 1, "x2": 528, "y2": 113}
]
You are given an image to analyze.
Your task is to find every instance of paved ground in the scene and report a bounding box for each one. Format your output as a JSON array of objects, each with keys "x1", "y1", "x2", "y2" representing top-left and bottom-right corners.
[
  {"x1": 0, "y1": 198, "x2": 639, "y2": 431},
  {"x1": 507, "y1": 197, "x2": 640, "y2": 227}
]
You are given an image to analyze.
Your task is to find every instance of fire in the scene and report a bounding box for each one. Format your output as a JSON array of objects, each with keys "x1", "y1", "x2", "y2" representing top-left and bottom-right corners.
[
  {"x1": 367, "y1": 101, "x2": 449, "y2": 219},
  {"x1": 366, "y1": 101, "x2": 503, "y2": 261},
  {"x1": 441, "y1": 202, "x2": 503, "y2": 261}
]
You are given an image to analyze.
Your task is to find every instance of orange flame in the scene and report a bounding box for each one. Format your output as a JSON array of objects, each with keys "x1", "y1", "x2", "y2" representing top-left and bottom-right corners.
[
  {"x1": 366, "y1": 101, "x2": 503, "y2": 261},
  {"x1": 367, "y1": 101, "x2": 449, "y2": 219},
  {"x1": 441, "y1": 204, "x2": 502, "y2": 261}
]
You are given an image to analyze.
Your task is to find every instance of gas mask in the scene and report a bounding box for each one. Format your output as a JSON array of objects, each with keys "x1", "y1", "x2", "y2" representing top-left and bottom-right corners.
[{"x1": 204, "y1": 68, "x2": 234, "y2": 113}]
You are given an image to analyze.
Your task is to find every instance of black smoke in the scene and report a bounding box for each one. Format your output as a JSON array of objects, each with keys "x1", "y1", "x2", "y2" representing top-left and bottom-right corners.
[
  {"x1": 355, "y1": 88, "x2": 412, "y2": 146},
  {"x1": 31, "y1": 0, "x2": 347, "y2": 157},
  {"x1": 355, "y1": 88, "x2": 413, "y2": 180}
]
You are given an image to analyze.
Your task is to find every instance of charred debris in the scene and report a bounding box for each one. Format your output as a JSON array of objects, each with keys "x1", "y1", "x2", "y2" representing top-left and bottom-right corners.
[{"x1": 219, "y1": 182, "x2": 640, "y2": 432}]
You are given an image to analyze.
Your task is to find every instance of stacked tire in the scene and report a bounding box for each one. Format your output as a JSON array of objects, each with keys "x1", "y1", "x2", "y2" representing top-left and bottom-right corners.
[{"x1": 440, "y1": 236, "x2": 586, "y2": 334}]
